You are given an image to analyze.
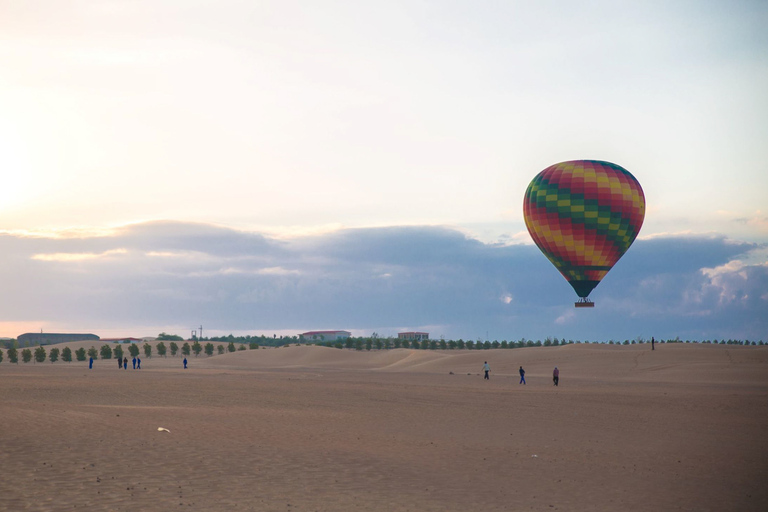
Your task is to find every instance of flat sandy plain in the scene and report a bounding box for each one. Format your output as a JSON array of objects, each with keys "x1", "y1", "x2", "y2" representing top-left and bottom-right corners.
[{"x1": 1, "y1": 342, "x2": 766, "y2": 512}]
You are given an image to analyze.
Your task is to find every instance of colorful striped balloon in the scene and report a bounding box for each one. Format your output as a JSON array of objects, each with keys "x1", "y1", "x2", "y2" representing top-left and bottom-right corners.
[{"x1": 523, "y1": 160, "x2": 645, "y2": 305}]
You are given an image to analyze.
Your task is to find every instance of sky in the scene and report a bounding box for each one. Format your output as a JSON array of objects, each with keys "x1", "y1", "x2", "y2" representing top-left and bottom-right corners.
[{"x1": 1, "y1": 0, "x2": 767, "y2": 341}]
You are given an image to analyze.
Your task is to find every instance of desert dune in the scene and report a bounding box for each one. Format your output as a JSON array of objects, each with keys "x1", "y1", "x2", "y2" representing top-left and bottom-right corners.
[{"x1": 1, "y1": 343, "x2": 766, "y2": 511}]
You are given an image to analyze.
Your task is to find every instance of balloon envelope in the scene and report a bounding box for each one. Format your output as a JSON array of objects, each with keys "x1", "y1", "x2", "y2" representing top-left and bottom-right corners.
[{"x1": 523, "y1": 160, "x2": 645, "y2": 301}]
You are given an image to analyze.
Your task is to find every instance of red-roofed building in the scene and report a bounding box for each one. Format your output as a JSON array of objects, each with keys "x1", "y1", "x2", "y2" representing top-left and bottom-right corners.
[{"x1": 300, "y1": 330, "x2": 351, "y2": 342}]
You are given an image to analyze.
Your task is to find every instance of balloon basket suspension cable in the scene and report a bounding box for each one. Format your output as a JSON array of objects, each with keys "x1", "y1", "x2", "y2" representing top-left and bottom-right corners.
[{"x1": 574, "y1": 298, "x2": 594, "y2": 308}]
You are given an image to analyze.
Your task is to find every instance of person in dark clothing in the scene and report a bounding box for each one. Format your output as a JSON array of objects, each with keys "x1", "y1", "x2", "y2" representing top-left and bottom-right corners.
[
  {"x1": 89, "y1": 357, "x2": 93, "y2": 369},
  {"x1": 519, "y1": 366, "x2": 526, "y2": 385},
  {"x1": 553, "y1": 367, "x2": 559, "y2": 386},
  {"x1": 651, "y1": 337, "x2": 655, "y2": 351},
  {"x1": 183, "y1": 357, "x2": 188, "y2": 369},
  {"x1": 118, "y1": 357, "x2": 122, "y2": 369},
  {"x1": 137, "y1": 357, "x2": 141, "y2": 369},
  {"x1": 132, "y1": 357, "x2": 136, "y2": 369},
  {"x1": 123, "y1": 357, "x2": 128, "y2": 370}
]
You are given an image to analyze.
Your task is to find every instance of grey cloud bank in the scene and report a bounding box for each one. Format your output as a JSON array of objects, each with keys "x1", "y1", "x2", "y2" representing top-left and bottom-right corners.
[{"x1": 1, "y1": 221, "x2": 765, "y2": 341}]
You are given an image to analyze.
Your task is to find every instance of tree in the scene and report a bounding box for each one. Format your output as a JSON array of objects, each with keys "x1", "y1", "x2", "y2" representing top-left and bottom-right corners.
[
  {"x1": 113, "y1": 344, "x2": 124, "y2": 361},
  {"x1": 0, "y1": 348, "x2": 3, "y2": 363},
  {"x1": 87, "y1": 346, "x2": 99, "y2": 359},
  {"x1": 466, "y1": 341, "x2": 475, "y2": 350},
  {"x1": 374, "y1": 339, "x2": 383, "y2": 350},
  {"x1": 100, "y1": 344, "x2": 113, "y2": 360},
  {"x1": 128, "y1": 343, "x2": 140, "y2": 357},
  {"x1": 401, "y1": 339, "x2": 410, "y2": 349},
  {"x1": 238, "y1": 344, "x2": 246, "y2": 351},
  {"x1": 8, "y1": 347, "x2": 18, "y2": 363},
  {"x1": 143, "y1": 343, "x2": 152, "y2": 358},
  {"x1": 249, "y1": 342, "x2": 259, "y2": 350},
  {"x1": 49, "y1": 347, "x2": 60, "y2": 363},
  {"x1": 192, "y1": 341, "x2": 202, "y2": 356},
  {"x1": 75, "y1": 347, "x2": 86, "y2": 361},
  {"x1": 204, "y1": 343, "x2": 214, "y2": 356},
  {"x1": 22, "y1": 348, "x2": 32, "y2": 363},
  {"x1": 457, "y1": 339, "x2": 465, "y2": 350},
  {"x1": 365, "y1": 339, "x2": 372, "y2": 351},
  {"x1": 156, "y1": 342, "x2": 167, "y2": 357},
  {"x1": 34, "y1": 346, "x2": 46, "y2": 363},
  {"x1": 217, "y1": 345, "x2": 224, "y2": 355},
  {"x1": 157, "y1": 332, "x2": 184, "y2": 341},
  {"x1": 181, "y1": 342, "x2": 191, "y2": 356},
  {"x1": 170, "y1": 341, "x2": 179, "y2": 356},
  {"x1": 227, "y1": 341, "x2": 236, "y2": 353}
]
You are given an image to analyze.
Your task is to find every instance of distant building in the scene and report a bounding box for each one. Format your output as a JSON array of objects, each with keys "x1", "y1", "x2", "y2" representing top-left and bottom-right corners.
[
  {"x1": 300, "y1": 330, "x2": 351, "y2": 342},
  {"x1": 100, "y1": 337, "x2": 143, "y2": 344},
  {"x1": 398, "y1": 332, "x2": 429, "y2": 342},
  {"x1": 17, "y1": 333, "x2": 99, "y2": 346}
]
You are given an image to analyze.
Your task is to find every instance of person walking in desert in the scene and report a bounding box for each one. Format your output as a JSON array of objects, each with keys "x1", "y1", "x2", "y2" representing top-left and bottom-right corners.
[
  {"x1": 553, "y1": 367, "x2": 559, "y2": 386},
  {"x1": 519, "y1": 366, "x2": 526, "y2": 385},
  {"x1": 482, "y1": 361, "x2": 490, "y2": 380}
]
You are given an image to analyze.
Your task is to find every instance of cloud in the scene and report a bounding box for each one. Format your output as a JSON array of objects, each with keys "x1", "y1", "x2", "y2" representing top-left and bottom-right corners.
[
  {"x1": 0, "y1": 222, "x2": 765, "y2": 341},
  {"x1": 31, "y1": 248, "x2": 128, "y2": 262}
]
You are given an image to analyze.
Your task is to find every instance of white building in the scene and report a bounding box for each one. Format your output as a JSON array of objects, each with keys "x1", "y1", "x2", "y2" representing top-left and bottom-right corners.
[{"x1": 398, "y1": 332, "x2": 429, "y2": 341}]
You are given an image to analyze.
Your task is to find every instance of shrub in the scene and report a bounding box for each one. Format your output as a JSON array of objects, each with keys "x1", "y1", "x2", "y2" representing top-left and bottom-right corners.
[
  {"x1": 0, "y1": 348, "x2": 3, "y2": 363},
  {"x1": 182, "y1": 343, "x2": 191, "y2": 356},
  {"x1": 192, "y1": 341, "x2": 202, "y2": 356},
  {"x1": 8, "y1": 347, "x2": 18, "y2": 363},
  {"x1": 249, "y1": 342, "x2": 259, "y2": 350},
  {"x1": 170, "y1": 342, "x2": 179, "y2": 356},
  {"x1": 128, "y1": 343, "x2": 140, "y2": 357},
  {"x1": 238, "y1": 344, "x2": 246, "y2": 351},
  {"x1": 22, "y1": 348, "x2": 32, "y2": 363},
  {"x1": 156, "y1": 342, "x2": 167, "y2": 357},
  {"x1": 87, "y1": 346, "x2": 98, "y2": 359},
  {"x1": 217, "y1": 345, "x2": 224, "y2": 355},
  {"x1": 227, "y1": 342, "x2": 236, "y2": 353},
  {"x1": 143, "y1": 343, "x2": 152, "y2": 358},
  {"x1": 34, "y1": 346, "x2": 47, "y2": 363},
  {"x1": 205, "y1": 343, "x2": 214, "y2": 356},
  {"x1": 49, "y1": 347, "x2": 60, "y2": 363},
  {"x1": 75, "y1": 347, "x2": 86, "y2": 361},
  {"x1": 113, "y1": 344, "x2": 124, "y2": 361},
  {"x1": 100, "y1": 344, "x2": 113, "y2": 360}
]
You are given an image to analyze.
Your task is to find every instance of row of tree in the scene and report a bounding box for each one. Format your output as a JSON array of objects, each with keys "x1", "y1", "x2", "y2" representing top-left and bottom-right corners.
[
  {"x1": 313, "y1": 336, "x2": 766, "y2": 351},
  {"x1": 0, "y1": 340, "x2": 258, "y2": 364}
]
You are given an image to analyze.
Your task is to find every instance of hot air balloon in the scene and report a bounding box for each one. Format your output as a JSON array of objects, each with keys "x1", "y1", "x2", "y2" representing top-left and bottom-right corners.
[{"x1": 523, "y1": 160, "x2": 645, "y2": 307}]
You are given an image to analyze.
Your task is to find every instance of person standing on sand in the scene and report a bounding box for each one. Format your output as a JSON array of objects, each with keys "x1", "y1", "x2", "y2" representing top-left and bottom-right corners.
[
  {"x1": 137, "y1": 357, "x2": 141, "y2": 369},
  {"x1": 132, "y1": 357, "x2": 136, "y2": 369},
  {"x1": 553, "y1": 367, "x2": 559, "y2": 386},
  {"x1": 483, "y1": 361, "x2": 490, "y2": 380},
  {"x1": 519, "y1": 366, "x2": 526, "y2": 385},
  {"x1": 123, "y1": 357, "x2": 128, "y2": 370},
  {"x1": 118, "y1": 357, "x2": 122, "y2": 369},
  {"x1": 651, "y1": 337, "x2": 655, "y2": 351},
  {"x1": 89, "y1": 356, "x2": 93, "y2": 369},
  {"x1": 183, "y1": 357, "x2": 187, "y2": 369}
]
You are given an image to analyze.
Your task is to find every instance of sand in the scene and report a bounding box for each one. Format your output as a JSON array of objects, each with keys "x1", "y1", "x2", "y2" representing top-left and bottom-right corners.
[{"x1": 1, "y1": 343, "x2": 766, "y2": 511}]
